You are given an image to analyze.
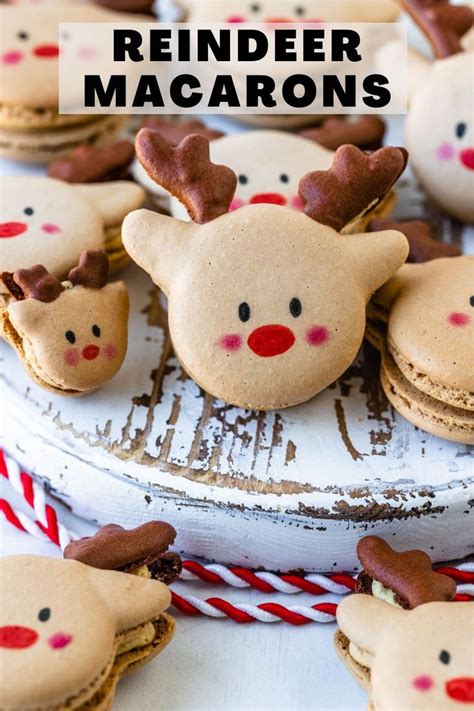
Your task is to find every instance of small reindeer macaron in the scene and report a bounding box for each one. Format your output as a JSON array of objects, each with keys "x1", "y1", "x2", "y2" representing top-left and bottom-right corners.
[
  {"x1": 1, "y1": 250, "x2": 129, "y2": 396},
  {"x1": 335, "y1": 596, "x2": 474, "y2": 709},
  {"x1": 355, "y1": 536, "x2": 456, "y2": 609},
  {"x1": 367, "y1": 256, "x2": 474, "y2": 443},
  {"x1": 0, "y1": 555, "x2": 174, "y2": 711},
  {"x1": 64, "y1": 521, "x2": 183, "y2": 585},
  {"x1": 401, "y1": 0, "x2": 474, "y2": 223},
  {"x1": 123, "y1": 131, "x2": 409, "y2": 410},
  {"x1": 0, "y1": 176, "x2": 144, "y2": 292}
]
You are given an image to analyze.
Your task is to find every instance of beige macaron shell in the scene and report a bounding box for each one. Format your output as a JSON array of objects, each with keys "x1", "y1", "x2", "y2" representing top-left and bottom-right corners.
[
  {"x1": 0, "y1": 555, "x2": 171, "y2": 710},
  {"x1": 0, "y1": 555, "x2": 116, "y2": 710},
  {"x1": 1, "y1": 176, "x2": 104, "y2": 292},
  {"x1": 7, "y1": 282, "x2": 129, "y2": 393},
  {"x1": 371, "y1": 603, "x2": 474, "y2": 711},
  {"x1": 387, "y1": 257, "x2": 474, "y2": 400},
  {"x1": 75, "y1": 181, "x2": 145, "y2": 229},
  {"x1": 184, "y1": 0, "x2": 398, "y2": 22},
  {"x1": 123, "y1": 204, "x2": 408, "y2": 409},
  {"x1": 406, "y1": 53, "x2": 474, "y2": 224},
  {"x1": 336, "y1": 595, "x2": 474, "y2": 711},
  {"x1": 0, "y1": 5, "x2": 150, "y2": 111}
]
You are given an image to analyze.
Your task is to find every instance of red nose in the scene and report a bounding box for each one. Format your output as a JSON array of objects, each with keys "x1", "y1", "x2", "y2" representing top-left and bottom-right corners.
[
  {"x1": 0, "y1": 222, "x2": 27, "y2": 238},
  {"x1": 249, "y1": 192, "x2": 287, "y2": 206},
  {"x1": 82, "y1": 345, "x2": 100, "y2": 360},
  {"x1": 460, "y1": 148, "x2": 474, "y2": 170},
  {"x1": 33, "y1": 44, "x2": 59, "y2": 58},
  {"x1": 0, "y1": 626, "x2": 38, "y2": 649},
  {"x1": 247, "y1": 324, "x2": 295, "y2": 357},
  {"x1": 446, "y1": 678, "x2": 474, "y2": 703}
]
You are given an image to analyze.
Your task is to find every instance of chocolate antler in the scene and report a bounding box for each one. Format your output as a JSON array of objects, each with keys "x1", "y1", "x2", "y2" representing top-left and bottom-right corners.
[
  {"x1": 68, "y1": 250, "x2": 109, "y2": 289},
  {"x1": 135, "y1": 129, "x2": 237, "y2": 223},
  {"x1": 298, "y1": 145, "x2": 408, "y2": 232},
  {"x1": 2, "y1": 265, "x2": 64, "y2": 303},
  {"x1": 47, "y1": 140, "x2": 135, "y2": 183},
  {"x1": 400, "y1": 0, "x2": 474, "y2": 58},
  {"x1": 299, "y1": 116, "x2": 386, "y2": 152}
]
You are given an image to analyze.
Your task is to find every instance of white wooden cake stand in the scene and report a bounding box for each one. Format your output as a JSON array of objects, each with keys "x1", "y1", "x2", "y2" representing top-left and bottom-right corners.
[{"x1": 1, "y1": 117, "x2": 473, "y2": 572}]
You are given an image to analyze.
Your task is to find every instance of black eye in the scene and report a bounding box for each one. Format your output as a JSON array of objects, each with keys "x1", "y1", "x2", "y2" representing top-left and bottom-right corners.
[
  {"x1": 38, "y1": 607, "x2": 51, "y2": 622},
  {"x1": 92, "y1": 324, "x2": 101, "y2": 337},
  {"x1": 17, "y1": 31, "x2": 29, "y2": 40},
  {"x1": 24, "y1": 207, "x2": 34, "y2": 216},
  {"x1": 65, "y1": 330, "x2": 76, "y2": 344},
  {"x1": 279, "y1": 173, "x2": 289, "y2": 184},
  {"x1": 238, "y1": 174, "x2": 248, "y2": 185},
  {"x1": 470, "y1": 295, "x2": 474, "y2": 307},
  {"x1": 439, "y1": 650, "x2": 450, "y2": 665},
  {"x1": 455, "y1": 122, "x2": 467, "y2": 139},
  {"x1": 289, "y1": 297, "x2": 302, "y2": 317},
  {"x1": 238, "y1": 302, "x2": 251, "y2": 322},
  {"x1": 295, "y1": 5, "x2": 305, "y2": 15},
  {"x1": 250, "y1": 3, "x2": 260, "y2": 11}
]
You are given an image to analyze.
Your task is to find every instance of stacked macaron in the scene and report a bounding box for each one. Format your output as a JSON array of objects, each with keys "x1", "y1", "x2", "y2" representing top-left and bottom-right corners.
[
  {"x1": 366, "y1": 256, "x2": 474, "y2": 444},
  {"x1": 0, "y1": 4, "x2": 130, "y2": 163}
]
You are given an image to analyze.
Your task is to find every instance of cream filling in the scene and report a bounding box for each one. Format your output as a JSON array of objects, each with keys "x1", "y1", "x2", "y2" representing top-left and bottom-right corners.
[
  {"x1": 131, "y1": 564, "x2": 152, "y2": 579},
  {"x1": 348, "y1": 641, "x2": 374, "y2": 670},
  {"x1": 116, "y1": 620, "x2": 156, "y2": 655},
  {"x1": 371, "y1": 579, "x2": 402, "y2": 608}
]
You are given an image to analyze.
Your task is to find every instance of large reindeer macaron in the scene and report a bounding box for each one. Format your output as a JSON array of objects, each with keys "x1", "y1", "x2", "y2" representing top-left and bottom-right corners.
[
  {"x1": 401, "y1": 0, "x2": 474, "y2": 223},
  {"x1": 123, "y1": 131, "x2": 408, "y2": 410},
  {"x1": 335, "y1": 595, "x2": 474, "y2": 710},
  {"x1": 1, "y1": 250, "x2": 129, "y2": 395},
  {"x1": 0, "y1": 555, "x2": 174, "y2": 711}
]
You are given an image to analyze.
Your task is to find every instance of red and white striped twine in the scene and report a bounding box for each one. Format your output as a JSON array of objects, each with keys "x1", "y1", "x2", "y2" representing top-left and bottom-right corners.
[{"x1": 1, "y1": 449, "x2": 472, "y2": 624}]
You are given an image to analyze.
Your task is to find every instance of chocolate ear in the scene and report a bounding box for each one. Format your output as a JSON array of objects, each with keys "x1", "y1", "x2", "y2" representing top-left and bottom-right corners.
[
  {"x1": 2, "y1": 265, "x2": 64, "y2": 303},
  {"x1": 399, "y1": 0, "x2": 474, "y2": 59},
  {"x1": 298, "y1": 145, "x2": 408, "y2": 232},
  {"x1": 135, "y1": 129, "x2": 237, "y2": 223},
  {"x1": 68, "y1": 250, "x2": 109, "y2": 289}
]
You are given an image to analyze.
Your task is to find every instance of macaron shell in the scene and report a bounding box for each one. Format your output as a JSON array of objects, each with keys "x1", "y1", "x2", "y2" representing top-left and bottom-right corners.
[
  {"x1": 387, "y1": 257, "x2": 474, "y2": 398},
  {"x1": 381, "y1": 352, "x2": 474, "y2": 444},
  {"x1": 7, "y1": 282, "x2": 129, "y2": 394},
  {"x1": 406, "y1": 53, "x2": 474, "y2": 224},
  {"x1": 1, "y1": 176, "x2": 104, "y2": 288},
  {"x1": 0, "y1": 115, "x2": 127, "y2": 164}
]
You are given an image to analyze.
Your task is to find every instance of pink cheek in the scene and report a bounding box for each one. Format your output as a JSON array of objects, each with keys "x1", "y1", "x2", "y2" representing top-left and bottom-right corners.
[
  {"x1": 226, "y1": 15, "x2": 245, "y2": 22},
  {"x1": 48, "y1": 633, "x2": 72, "y2": 650},
  {"x1": 412, "y1": 675, "x2": 434, "y2": 692},
  {"x1": 436, "y1": 142, "x2": 455, "y2": 161},
  {"x1": 218, "y1": 334, "x2": 242, "y2": 352},
  {"x1": 291, "y1": 195, "x2": 303, "y2": 210},
  {"x1": 77, "y1": 46, "x2": 98, "y2": 61},
  {"x1": 306, "y1": 325, "x2": 330, "y2": 346},
  {"x1": 41, "y1": 223, "x2": 61, "y2": 234},
  {"x1": 64, "y1": 348, "x2": 80, "y2": 366},
  {"x1": 448, "y1": 312, "x2": 471, "y2": 327},
  {"x1": 1, "y1": 50, "x2": 24, "y2": 65},
  {"x1": 104, "y1": 342, "x2": 118, "y2": 360},
  {"x1": 229, "y1": 197, "x2": 245, "y2": 211}
]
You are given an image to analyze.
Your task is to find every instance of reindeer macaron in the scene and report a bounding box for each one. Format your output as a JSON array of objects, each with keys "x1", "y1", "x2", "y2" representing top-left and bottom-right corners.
[
  {"x1": 123, "y1": 131, "x2": 409, "y2": 410},
  {"x1": 335, "y1": 595, "x2": 474, "y2": 710},
  {"x1": 366, "y1": 256, "x2": 474, "y2": 443},
  {"x1": 401, "y1": 0, "x2": 474, "y2": 223},
  {"x1": 1, "y1": 250, "x2": 129, "y2": 396},
  {"x1": 0, "y1": 555, "x2": 174, "y2": 711},
  {"x1": 0, "y1": 175, "x2": 144, "y2": 294}
]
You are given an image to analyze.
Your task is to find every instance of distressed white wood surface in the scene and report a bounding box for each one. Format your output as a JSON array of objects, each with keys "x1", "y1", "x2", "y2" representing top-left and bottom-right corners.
[{"x1": 1, "y1": 115, "x2": 473, "y2": 572}]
